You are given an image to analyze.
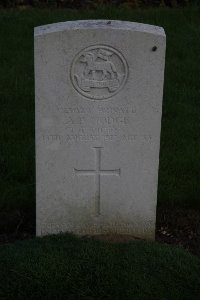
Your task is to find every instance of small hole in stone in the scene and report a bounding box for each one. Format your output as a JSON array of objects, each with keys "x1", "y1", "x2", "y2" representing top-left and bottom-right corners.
[{"x1": 152, "y1": 46, "x2": 157, "y2": 52}]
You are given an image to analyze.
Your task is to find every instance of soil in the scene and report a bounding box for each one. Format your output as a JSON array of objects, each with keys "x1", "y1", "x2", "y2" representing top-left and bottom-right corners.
[
  {"x1": 0, "y1": 208, "x2": 199, "y2": 258},
  {"x1": 156, "y1": 208, "x2": 200, "y2": 258}
]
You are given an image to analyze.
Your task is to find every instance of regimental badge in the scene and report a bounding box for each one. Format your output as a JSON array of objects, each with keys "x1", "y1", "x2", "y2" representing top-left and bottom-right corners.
[{"x1": 71, "y1": 45, "x2": 128, "y2": 100}]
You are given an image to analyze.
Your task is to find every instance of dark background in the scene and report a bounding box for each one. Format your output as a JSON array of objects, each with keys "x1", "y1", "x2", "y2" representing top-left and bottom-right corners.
[{"x1": 0, "y1": 0, "x2": 199, "y2": 9}]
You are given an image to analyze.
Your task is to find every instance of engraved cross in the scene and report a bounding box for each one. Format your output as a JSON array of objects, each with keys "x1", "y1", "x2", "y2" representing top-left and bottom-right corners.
[{"x1": 74, "y1": 147, "x2": 120, "y2": 216}]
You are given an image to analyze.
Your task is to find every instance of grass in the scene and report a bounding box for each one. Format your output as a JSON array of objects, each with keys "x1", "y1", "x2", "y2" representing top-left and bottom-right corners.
[
  {"x1": 0, "y1": 6, "x2": 199, "y2": 219},
  {"x1": 0, "y1": 233, "x2": 200, "y2": 300}
]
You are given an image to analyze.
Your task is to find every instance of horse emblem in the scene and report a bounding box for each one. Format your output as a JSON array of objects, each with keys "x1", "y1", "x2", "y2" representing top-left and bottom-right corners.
[{"x1": 71, "y1": 45, "x2": 128, "y2": 100}]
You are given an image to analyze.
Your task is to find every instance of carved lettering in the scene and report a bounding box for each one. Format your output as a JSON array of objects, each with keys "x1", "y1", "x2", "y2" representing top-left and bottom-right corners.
[
  {"x1": 96, "y1": 116, "x2": 129, "y2": 125},
  {"x1": 65, "y1": 117, "x2": 85, "y2": 125},
  {"x1": 42, "y1": 134, "x2": 153, "y2": 144}
]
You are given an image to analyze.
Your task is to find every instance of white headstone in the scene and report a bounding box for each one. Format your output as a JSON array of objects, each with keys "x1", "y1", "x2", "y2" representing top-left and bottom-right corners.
[{"x1": 35, "y1": 20, "x2": 166, "y2": 239}]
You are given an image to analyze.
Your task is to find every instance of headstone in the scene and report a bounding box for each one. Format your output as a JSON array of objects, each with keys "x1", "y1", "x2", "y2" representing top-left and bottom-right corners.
[{"x1": 35, "y1": 20, "x2": 166, "y2": 239}]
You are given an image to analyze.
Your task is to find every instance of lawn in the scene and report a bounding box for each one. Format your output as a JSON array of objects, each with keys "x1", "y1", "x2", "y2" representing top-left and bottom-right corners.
[{"x1": 0, "y1": 233, "x2": 200, "y2": 300}]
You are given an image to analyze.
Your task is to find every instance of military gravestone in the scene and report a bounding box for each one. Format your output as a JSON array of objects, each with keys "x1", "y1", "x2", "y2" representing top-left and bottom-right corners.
[{"x1": 35, "y1": 20, "x2": 166, "y2": 239}]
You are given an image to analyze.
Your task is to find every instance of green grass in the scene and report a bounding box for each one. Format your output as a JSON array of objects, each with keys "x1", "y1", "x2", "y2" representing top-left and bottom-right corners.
[
  {"x1": 0, "y1": 233, "x2": 199, "y2": 300},
  {"x1": 0, "y1": 6, "x2": 200, "y2": 215}
]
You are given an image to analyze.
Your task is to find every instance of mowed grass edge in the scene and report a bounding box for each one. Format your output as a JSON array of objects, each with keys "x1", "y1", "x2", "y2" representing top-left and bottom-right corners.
[{"x1": 0, "y1": 233, "x2": 200, "y2": 299}]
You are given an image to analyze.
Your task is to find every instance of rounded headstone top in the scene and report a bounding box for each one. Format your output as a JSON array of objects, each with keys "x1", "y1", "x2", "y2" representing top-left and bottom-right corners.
[{"x1": 34, "y1": 20, "x2": 165, "y2": 37}]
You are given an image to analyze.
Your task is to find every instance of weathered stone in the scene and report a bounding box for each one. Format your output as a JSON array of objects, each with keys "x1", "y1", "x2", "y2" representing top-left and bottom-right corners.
[{"x1": 35, "y1": 20, "x2": 166, "y2": 239}]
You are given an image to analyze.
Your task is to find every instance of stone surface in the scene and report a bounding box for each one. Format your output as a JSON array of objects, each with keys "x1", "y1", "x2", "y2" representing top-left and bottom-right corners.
[{"x1": 35, "y1": 20, "x2": 166, "y2": 239}]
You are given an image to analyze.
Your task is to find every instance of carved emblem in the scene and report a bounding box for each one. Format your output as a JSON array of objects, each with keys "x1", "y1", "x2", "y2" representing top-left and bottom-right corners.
[{"x1": 71, "y1": 45, "x2": 128, "y2": 100}]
